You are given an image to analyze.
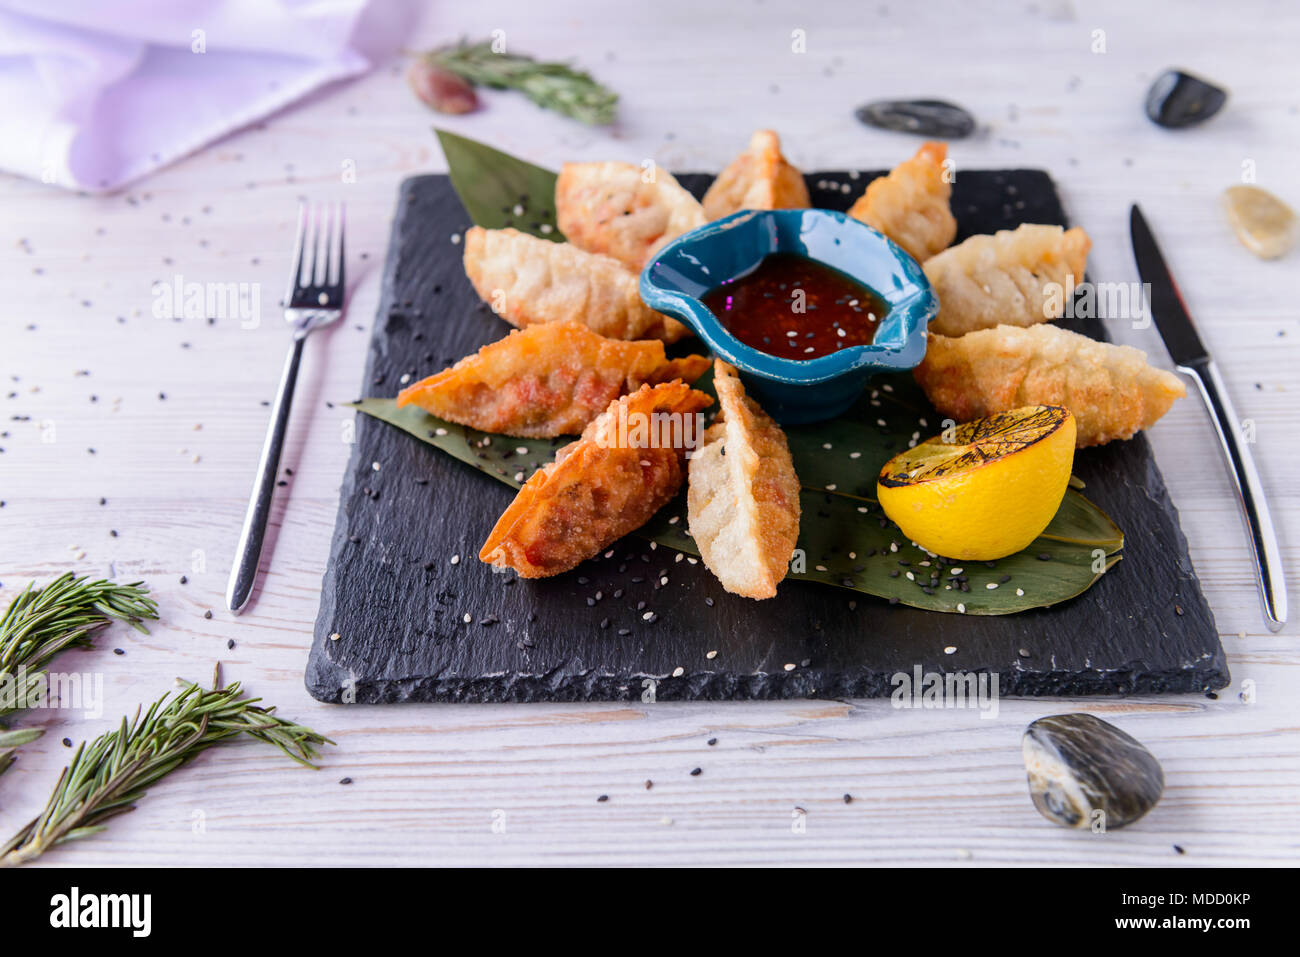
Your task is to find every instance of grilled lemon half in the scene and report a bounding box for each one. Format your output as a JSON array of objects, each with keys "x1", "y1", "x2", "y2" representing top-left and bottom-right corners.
[{"x1": 877, "y1": 406, "x2": 1076, "y2": 560}]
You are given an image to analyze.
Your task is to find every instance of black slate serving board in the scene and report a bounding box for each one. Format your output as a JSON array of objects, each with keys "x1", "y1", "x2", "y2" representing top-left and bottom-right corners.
[{"x1": 307, "y1": 170, "x2": 1227, "y2": 702}]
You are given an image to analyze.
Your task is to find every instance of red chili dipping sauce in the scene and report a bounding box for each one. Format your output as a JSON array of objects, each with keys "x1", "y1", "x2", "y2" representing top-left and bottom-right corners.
[{"x1": 702, "y1": 252, "x2": 888, "y2": 360}]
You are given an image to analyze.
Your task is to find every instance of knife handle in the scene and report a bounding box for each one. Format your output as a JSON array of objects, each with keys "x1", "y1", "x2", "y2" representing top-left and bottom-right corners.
[{"x1": 1181, "y1": 359, "x2": 1288, "y2": 630}]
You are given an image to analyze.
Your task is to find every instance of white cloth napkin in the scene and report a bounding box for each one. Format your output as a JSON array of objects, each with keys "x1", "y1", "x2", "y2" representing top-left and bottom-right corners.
[{"x1": 0, "y1": 0, "x2": 374, "y2": 191}]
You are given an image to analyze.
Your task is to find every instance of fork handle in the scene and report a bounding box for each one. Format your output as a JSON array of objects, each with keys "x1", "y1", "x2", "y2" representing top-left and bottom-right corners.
[{"x1": 227, "y1": 336, "x2": 305, "y2": 613}]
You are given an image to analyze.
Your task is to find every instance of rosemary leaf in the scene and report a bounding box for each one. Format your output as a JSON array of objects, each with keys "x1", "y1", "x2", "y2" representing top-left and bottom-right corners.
[
  {"x1": 426, "y1": 40, "x2": 618, "y2": 126},
  {"x1": 0, "y1": 573, "x2": 159, "y2": 772},
  {"x1": 0, "y1": 666, "x2": 331, "y2": 866}
]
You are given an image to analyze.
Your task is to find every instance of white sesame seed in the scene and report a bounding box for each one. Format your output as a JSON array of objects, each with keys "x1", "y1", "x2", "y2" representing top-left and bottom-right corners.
[
  {"x1": 672, "y1": 666, "x2": 684, "y2": 677},
  {"x1": 987, "y1": 582, "x2": 999, "y2": 590},
  {"x1": 826, "y1": 483, "x2": 837, "y2": 491},
  {"x1": 463, "y1": 613, "x2": 472, "y2": 623},
  {"x1": 950, "y1": 567, "x2": 963, "y2": 575},
  {"x1": 514, "y1": 472, "x2": 524, "y2": 482},
  {"x1": 642, "y1": 611, "x2": 654, "y2": 621},
  {"x1": 1016, "y1": 588, "x2": 1025, "y2": 596},
  {"x1": 816, "y1": 564, "x2": 828, "y2": 572},
  {"x1": 906, "y1": 571, "x2": 915, "y2": 581},
  {"x1": 330, "y1": 632, "x2": 341, "y2": 641},
  {"x1": 944, "y1": 646, "x2": 957, "y2": 654},
  {"x1": 849, "y1": 451, "x2": 861, "y2": 459},
  {"x1": 435, "y1": 428, "x2": 448, "y2": 436},
  {"x1": 857, "y1": 506, "x2": 868, "y2": 513},
  {"x1": 399, "y1": 373, "x2": 410, "y2": 385},
  {"x1": 706, "y1": 650, "x2": 718, "y2": 659},
  {"x1": 849, "y1": 552, "x2": 856, "y2": 559},
  {"x1": 668, "y1": 515, "x2": 679, "y2": 524},
  {"x1": 784, "y1": 663, "x2": 796, "y2": 671},
  {"x1": 450, "y1": 554, "x2": 460, "y2": 565},
  {"x1": 515, "y1": 446, "x2": 528, "y2": 455},
  {"x1": 956, "y1": 604, "x2": 965, "y2": 614},
  {"x1": 890, "y1": 542, "x2": 898, "y2": 552},
  {"x1": 451, "y1": 233, "x2": 461, "y2": 244},
  {"x1": 649, "y1": 542, "x2": 657, "y2": 550},
  {"x1": 372, "y1": 461, "x2": 381, "y2": 471},
  {"x1": 659, "y1": 576, "x2": 668, "y2": 586},
  {"x1": 539, "y1": 223, "x2": 553, "y2": 234},
  {"x1": 675, "y1": 552, "x2": 684, "y2": 562},
  {"x1": 512, "y1": 204, "x2": 524, "y2": 216},
  {"x1": 823, "y1": 442, "x2": 833, "y2": 450}
]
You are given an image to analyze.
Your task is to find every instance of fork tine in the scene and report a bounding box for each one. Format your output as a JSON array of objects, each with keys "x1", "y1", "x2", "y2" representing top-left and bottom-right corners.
[
  {"x1": 285, "y1": 202, "x2": 308, "y2": 304},
  {"x1": 334, "y1": 202, "x2": 346, "y2": 292},
  {"x1": 309, "y1": 203, "x2": 325, "y2": 289}
]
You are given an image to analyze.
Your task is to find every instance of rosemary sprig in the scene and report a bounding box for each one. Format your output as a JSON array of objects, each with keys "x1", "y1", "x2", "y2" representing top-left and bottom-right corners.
[
  {"x1": 0, "y1": 665, "x2": 331, "y2": 866},
  {"x1": 0, "y1": 574, "x2": 158, "y2": 770},
  {"x1": 424, "y1": 39, "x2": 618, "y2": 125}
]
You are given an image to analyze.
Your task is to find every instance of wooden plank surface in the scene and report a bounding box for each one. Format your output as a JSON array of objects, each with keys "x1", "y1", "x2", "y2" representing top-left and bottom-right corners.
[{"x1": 0, "y1": 0, "x2": 1296, "y2": 866}]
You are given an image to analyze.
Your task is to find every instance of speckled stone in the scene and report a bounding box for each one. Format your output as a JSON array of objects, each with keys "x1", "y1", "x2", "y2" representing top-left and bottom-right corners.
[
  {"x1": 1023, "y1": 713, "x2": 1164, "y2": 830},
  {"x1": 854, "y1": 99, "x2": 976, "y2": 139}
]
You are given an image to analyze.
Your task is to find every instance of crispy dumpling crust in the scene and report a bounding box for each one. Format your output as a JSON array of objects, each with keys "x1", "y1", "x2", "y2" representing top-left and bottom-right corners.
[
  {"x1": 480, "y1": 382, "x2": 714, "y2": 578},
  {"x1": 922, "y1": 223, "x2": 1092, "y2": 337},
  {"x1": 914, "y1": 325, "x2": 1186, "y2": 447},
  {"x1": 848, "y1": 141, "x2": 956, "y2": 263},
  {"x1": 702, "y1": 130, "x2": 811, "y2": 220},
  {"x1": 463, "y1": 227, "x2": 689, "y2": 343},
  {"x1": 555, "y1": 161, "x2": 707, "y2": 272},
  {"x1": 687, "y1": 362, "x2": 801, "y2": 599},
  {"x1": 396, "y1": 320, "x2": 710, "y2": 438}
]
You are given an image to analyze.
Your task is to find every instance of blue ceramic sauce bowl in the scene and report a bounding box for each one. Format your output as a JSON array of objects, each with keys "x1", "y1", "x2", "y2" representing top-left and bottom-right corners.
[{"x1": 639, "y1": 209, "x2": 938, "y2": 424}]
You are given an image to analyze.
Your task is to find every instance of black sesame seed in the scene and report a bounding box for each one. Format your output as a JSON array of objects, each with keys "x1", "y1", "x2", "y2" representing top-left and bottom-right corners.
[
  {"x1": 690, "y1": 768, "x2": 702, "y2": 776},
  {"x1": 339, "y1": 777, "x2": 352, "y2": 785}
]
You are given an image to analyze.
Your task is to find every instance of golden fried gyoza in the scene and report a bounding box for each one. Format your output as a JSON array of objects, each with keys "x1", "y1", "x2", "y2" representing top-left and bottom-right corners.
[
  {"x1": 396, "y1": 321, "x2": 709, "y2": 438},
  {"x1": 922, "y1": 223, "x2": 1091, "y2": 337},
  {"x1": 914, "y1": 325, "x2": 1186, "y2": 447},
  {"x1": 702, "y1": 130, "x2": 811, "y2": 220},
  {"x1": 463, "y1": 227, "x2": 690, "y2": 343},
  {"x1": 480, "y1": 382, "x2": 714, "y2": 578},
  {"x1": 848, "y1": 141, "x2": 957, "y2": 263},
  {"x1": 687, "y1": 362, "x2": 801, "y2": 599},
  {"x1": 555, "y1": 161, "x2": 707, "y2": 272}
]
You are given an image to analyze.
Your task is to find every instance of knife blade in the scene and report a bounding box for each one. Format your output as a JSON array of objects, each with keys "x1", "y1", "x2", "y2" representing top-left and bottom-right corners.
[{"x1": 1130, "y1": 204, "x2": 1288, "y2": 631}]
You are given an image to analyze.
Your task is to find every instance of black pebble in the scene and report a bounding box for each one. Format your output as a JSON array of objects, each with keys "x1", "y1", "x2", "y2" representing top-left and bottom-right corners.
[{"x1": 1145, "y1": 69, "x2": 1227, "y2": 128}]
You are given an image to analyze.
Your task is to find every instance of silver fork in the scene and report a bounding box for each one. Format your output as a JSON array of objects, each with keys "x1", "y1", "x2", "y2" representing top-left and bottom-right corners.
[{"x1": 227, "y1": 202, "x2": 346, "y2": 613}]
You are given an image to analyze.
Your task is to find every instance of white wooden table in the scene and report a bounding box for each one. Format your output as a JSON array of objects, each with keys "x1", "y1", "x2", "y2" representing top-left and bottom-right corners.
[{"x1": 1, "y1": 0, "x2": 1297, "y2": 866}]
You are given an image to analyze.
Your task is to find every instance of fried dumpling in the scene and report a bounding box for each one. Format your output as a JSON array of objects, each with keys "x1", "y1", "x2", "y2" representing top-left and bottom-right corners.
[
  {"x1": 480, "y1": 382, "x2": 713, "y2": 578},
  {"x1": 914, "y1": 325, "x2": 1186, "y2": 447},
  {"x1": 922, "y1": 224, "x2": 1092, "y2": 337},
  {"x1": 848, "y1": 141, "x2": 957, "y2": 263},
  {"x1": 687, "y1": 362, "x2": 801, "y2": 599},
  {"x1": 463, "y1": 227, "x2": 689, "y2": 343},
  {"x1": 555, "y1": 161, "x2": 707, "y2": 272},
  {"x1": 396, "y1": 320, "x2": 709, "y2": 438},
  {"x1": 702, "y1": 130, "x2": 811, "y2": 220}
]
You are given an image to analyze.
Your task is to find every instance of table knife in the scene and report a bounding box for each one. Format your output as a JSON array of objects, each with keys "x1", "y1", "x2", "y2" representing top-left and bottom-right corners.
[{"x1": 1130, "y1": 203, "x2": 1287, "y2": 630}]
